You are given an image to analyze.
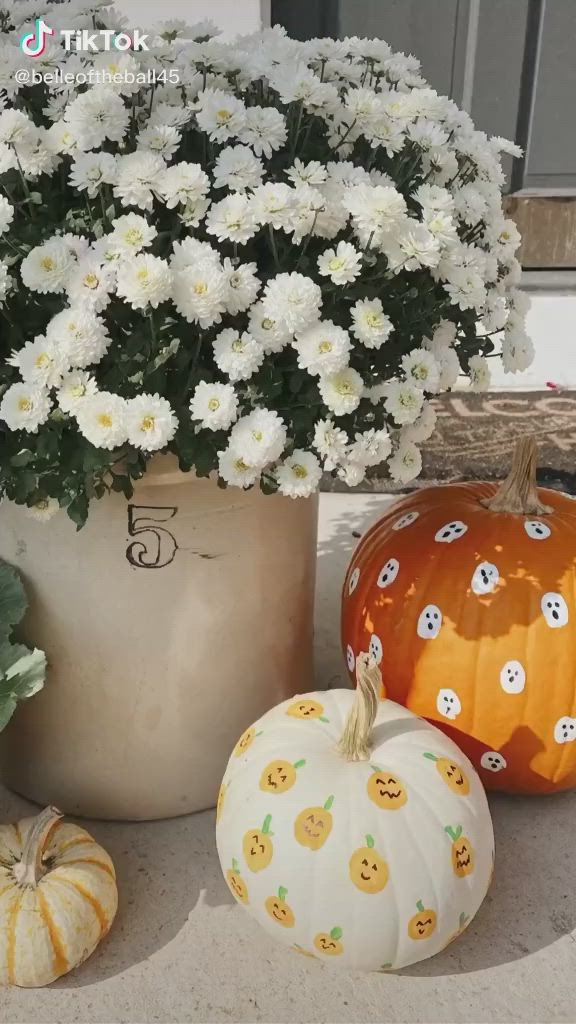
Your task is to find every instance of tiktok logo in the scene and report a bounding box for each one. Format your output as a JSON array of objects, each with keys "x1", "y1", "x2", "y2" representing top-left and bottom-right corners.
[{"x1": 20, "y1": 18, "x2": 55, "y2": 57}]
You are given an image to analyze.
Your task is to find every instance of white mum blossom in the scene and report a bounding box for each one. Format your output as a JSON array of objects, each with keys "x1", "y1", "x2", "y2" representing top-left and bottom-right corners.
[
  {"x1": 276, "y1": 450, "x2": 322, "y2": 498},
  {"x1": 218, "y1": 447, "x2": 259, "y2": 489},
  {"x1": 46, "y1": 307, "x2": 111, "y2": 369},
  {"x1": 0, "y1": 108, "x2": 36, "y2": 148},
  {"x1": 170, "y1": 238, "x2": 219, "y2": 271},
  {"x1": 343, "y1": 184, "x2": 407, "y2": 244},
  {"x1": 91, "y1": 52, "x2": 141, "y2": 96},
  {"x1": 251, "y1": 182, "x2": 294, "y2": 230},
  {"x1": 195, "y1": 88, "x2": 247, "y2": 143},
  {"x1": 8, "y1": 336, "x2": 67, "y2": 388},
  {"x1": 222, "y1": 259, "x2": 260, "y2": 315},
  {"x1": 431, "y1": 320, "x2": 457, "y2": 348},
  {"x1": 287, "y1": 158, "x2": 327, "y2": 187},
  {"x1": 402, "y1": 348, "x2": 441, "y2": 393},
  {"x1": 126, "y1": 394, "x2": 178, "y2": 452},
  {"x1": 262, "y1": 272, "x2": 322, "y2": 333},
  {"x1": 56, "y1": 371, "x2": 97, "y2": 414},
  {"x1": 294, "y1": 320, "x2": 351, "y2": 376},
  {"x1": 317, "y1": 241, "x2": 362, "y2": 285},
  {"x1": 160, "y1": 161, "x2": 210, "y2": 209},
  {"x1": 337, "y1": 460, "x2": 366, "y2": 487},
  {"x1": 213, "y1": 328, "x2": 264, "y2": 382},
  {"x1": 25, "y1": 497, "x2": 59, "y2": 522},
  {"x1": 247, "y1": 302, "x2": 292, "y2": 354},
  {"x1": 116, "y1": 254, "x2": 172, "y2": 311},
  {"x1": 190, "y1": 381, "x2": 238, "y2": 431},
  {"x1": 425, "y1": 340, "x2": 461, "y2": 391},
  {"x1": 395, "y1": 222, "x2": 441, "y2": 271},
  {"x1": 43, "y1": 121, "x2": 77, "y2": 156},
  {"x1": 229, "y1": 408, "x2": 287, "y2": 468},
  {"x1": 69, "y1": 151, "x2": 117, "y2": 197},
  {"x1": 114, "y1": 151, "x2": 165, "y2": 210},
  {"x1": 20, "y1": 239, "x2": 75, "y2": 294},
  {"x1": 318, "y1": 367, "x2": 364, "y2": 417},
  {"x1": 0, "y1": 260, "x2": 12, "y2": 303},
  {"x1": 75, "y1": 391, "x2": 128, "y2": 450},
  {"x1": 64, "y1": 87, "x2": 129, "y2": 150},
  {"x1": 350, "y1": 298, "x2": 393, "y2": 349},
  {"x1": 468, "y1": 354, "x2": 491, "y2": 391},
  {"x1": 347, "y1": 428, "x2": 392, "y2": 467},
  {"x1": 400, "y1": 402, "x2": 437, "y2": 443},
  {"x1": 205, "y1": 193, "x2": 257, "y2": 243},
  {"x1": 0, "y1": 382, "x2": 52, "y2": 433},
  {"x1": 313, "y1": 418, "x2": 349, "y2": 470},
  {"x1": 179, "y1": 196, "x2": 211, "y2": 228},
  {"x1": 137, "y1": 123, "x2": 181, "y2": 160},
  {"x1": 66, "y1": 258, "x2": 115, "y2": 311},
  {"x1": 213, "y1": 145, "x2": 264, "y2": 192},
  {"x1": 171, "y1": 261, "x2": 226, "y2": 328},
  {"x1": 240, "y1": 105, "x2": 287, "y2": 158},
  {"x1": 0, "y1": 196, "x2": 14, "y2": 233},
  {"x1": 412, "y1": 183, "x2": 454, "y2": 214},
  {"x1": 384, "y1": 381, "x2": 425, "y2": 425},
  {"x1": 501, "y1": 330, "x2": 535, "y2": 373},
  {"x1": 388, "y1": 441, "x2": 423, "y2": 484}
]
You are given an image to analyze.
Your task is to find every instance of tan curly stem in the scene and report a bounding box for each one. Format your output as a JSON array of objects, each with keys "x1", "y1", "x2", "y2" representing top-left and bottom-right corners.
[
  {"x1": 482, "y1": 437, "x2": 553, "y2": 515},
  {"x1": 12, "y1": 806, "x2": 63, "y2": 887},
  {"x1": 338, "y1": 652, "x2": 383, "y2": 761}
]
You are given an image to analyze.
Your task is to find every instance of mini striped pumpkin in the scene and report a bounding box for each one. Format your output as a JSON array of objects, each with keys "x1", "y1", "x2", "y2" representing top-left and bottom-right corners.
[{"x1": 0, "y1": 806, "x2": 117, "y2": 986}]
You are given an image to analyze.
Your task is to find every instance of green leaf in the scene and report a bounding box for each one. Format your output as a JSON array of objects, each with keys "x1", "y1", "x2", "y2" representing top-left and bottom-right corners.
[
  {"x1": 0, "y1": 561, "x2": 27, "y2": 630},
  {"x1": 67, "y1": 492, "x2": 89, "y2": 530},
  {"x1": 10, "y1": 450, "x2": 34, "y2": 468}
]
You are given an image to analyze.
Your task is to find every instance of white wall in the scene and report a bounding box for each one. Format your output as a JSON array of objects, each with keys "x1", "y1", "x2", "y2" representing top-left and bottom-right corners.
[{"x1": 114, "y1": 0, "x2": 264, "y2": 39}]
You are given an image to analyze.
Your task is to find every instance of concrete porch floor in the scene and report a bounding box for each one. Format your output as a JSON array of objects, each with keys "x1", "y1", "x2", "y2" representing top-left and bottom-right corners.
[{"x1": 2, "y1": 492, "x2": 576, "y2": 1024}]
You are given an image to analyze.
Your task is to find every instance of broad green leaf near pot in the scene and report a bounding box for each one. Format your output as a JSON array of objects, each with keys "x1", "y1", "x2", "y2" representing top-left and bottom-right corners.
[
  {"x1": 0, "y1": 560, "x2": 46, "y2": 731},
  {"x1": 0, "y1": 560, "x2": 27, "y2": 632}
]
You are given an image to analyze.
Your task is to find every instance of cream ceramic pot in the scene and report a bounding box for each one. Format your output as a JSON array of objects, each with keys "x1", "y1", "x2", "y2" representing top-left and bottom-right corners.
[{"x1": 0, "y1": 458, "x2": 318, "y2": 820}]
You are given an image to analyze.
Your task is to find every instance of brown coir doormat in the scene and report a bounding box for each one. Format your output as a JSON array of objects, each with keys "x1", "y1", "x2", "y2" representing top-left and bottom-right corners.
[{"x1": 321, "y1": 391, "x2": 576, "y2": 495}]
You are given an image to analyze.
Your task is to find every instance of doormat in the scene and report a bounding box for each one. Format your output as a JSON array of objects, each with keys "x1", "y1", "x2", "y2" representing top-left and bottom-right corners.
[{"x1": 321, "y1": 391, "x2": 576, "y2": 495}]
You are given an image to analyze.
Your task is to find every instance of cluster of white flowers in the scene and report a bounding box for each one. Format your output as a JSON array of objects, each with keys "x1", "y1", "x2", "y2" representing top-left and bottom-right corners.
[{"x1": 0, "y1": 2, "x2": 529, "y2": 521}]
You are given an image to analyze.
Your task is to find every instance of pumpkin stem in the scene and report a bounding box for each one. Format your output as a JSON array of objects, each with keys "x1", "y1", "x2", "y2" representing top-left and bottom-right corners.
[
  {"x1": 12, "y1": 806, "x2": 63, "y2": 888},
  {"x1": 338, "y1": 652, "x2": 381, "y2": 761},
  {"x1": 482, "y1": 437, "x2": 553, "y2": 515}
]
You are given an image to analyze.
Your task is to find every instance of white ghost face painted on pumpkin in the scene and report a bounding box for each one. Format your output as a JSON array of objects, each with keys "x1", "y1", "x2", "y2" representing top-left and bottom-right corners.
[
  {"x1": 369, "y1": 633, "x2": 383, "y2": 664},
  {"x1": 499, "y1": 660, "x2": 526, "y2": 694},
  {"x1": 346, "y1": 644, "x2": 355, "y2": 672},
  {"x1": 524, "y1": 520, "x2": 551, "y2": 540},
  {"x1": 471, "y1": 561, "x2": 500, "y2": 595},
  {"x1": 417, "y1": 604, "x2": 442, "y2": 639},
  {"x1": 541, "y1": 592, "x2": 569, "y2": 628},
  {"x1": 392, "y1": 510, "x2": 419, "y2": 531},
  {"x1": 377, "y1": 558, "x2": 399, "y2": 589},
  {"x1": 554, "y1": 716, "x2": 576, "y2": 744},
  {"x1": 348, "y1": 567, "x2": 360, "y2": 595},
  {"x1": 436, "y1": 688, "x2": 461, "y2": 720},
  {"x1": 434, "y1": 520, "x2": 468, "y2": 544},
  {"x1": 480, "y1": 751, "x2": 507, "y2": 772}
]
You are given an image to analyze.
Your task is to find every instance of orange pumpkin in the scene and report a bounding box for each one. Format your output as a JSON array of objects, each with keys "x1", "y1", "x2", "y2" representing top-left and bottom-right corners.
[{"x1": 341, "y1": 438, "x2": 576, "y2": 794}]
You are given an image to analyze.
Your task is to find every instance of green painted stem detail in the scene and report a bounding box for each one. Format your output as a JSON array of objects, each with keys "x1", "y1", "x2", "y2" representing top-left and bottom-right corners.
[
  {"x1": 366, "y1": 834, "x2": 375, "y2": 849},
  {"x1": 262, "y1": 814, "x2": 272, "y2": 835},
  {"x1": 423, "y1": 752, "x2": 438, "y2": 761},
  {"x1": 278, "y1": 886, "x2": 288, "y2": 901},
  {"x1": 293, "y1": 759, "x2": 306, "y2": 769},
  {"x1": 324, "y1": 795, "x2": 335, "y2": 811},
  {"x1": 330, "y1": 927, "x2": 343, "y2": 940},
  {"x1": 232, "y1": 859, "x2": 240, "y2": 872},
  {"x1": 416, "y1": 900, "x2": 425, "y2": 912}
]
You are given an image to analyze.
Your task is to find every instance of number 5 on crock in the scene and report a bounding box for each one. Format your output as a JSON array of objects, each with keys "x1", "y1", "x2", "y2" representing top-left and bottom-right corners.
[{"x1": 126, "y1": 505, "x2": 178, "y2": 569}]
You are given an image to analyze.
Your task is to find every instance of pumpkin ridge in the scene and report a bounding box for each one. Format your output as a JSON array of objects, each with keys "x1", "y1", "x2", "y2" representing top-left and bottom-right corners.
[
  {"x1": 58, "y1": 857, "x2": 115, "y2": 879},
  {"x1": 52, "y1": 834, "x2": 97, "y2": 855},
  {"x1": 11, "y1": 823, "x2": 21, "y2": 847},
  {"x1": 6, "y1": 890, "x2": 22, "y2": 985},
  {"x1": 54, "y1": 877, "x2": 109, "y2": 936},
  {"x1": 37, "y1": 889, "x2": 69, "y2": 979}
]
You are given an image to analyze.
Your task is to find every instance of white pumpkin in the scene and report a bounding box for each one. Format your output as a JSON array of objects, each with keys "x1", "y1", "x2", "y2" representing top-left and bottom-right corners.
[
  {"x1": 216, "y1": 655, "x2": 494, "y2": 971},
  {"x1": 0, "y1": 806, "x2": 118, "y2": 987}
]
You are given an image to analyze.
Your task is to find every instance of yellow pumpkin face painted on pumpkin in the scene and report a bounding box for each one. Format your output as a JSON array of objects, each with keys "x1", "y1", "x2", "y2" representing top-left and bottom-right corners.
[
  {"x1": 313, "y1": 926, "x2": 344, "y2": 956},
  {"x1": 233, "y1": 726, "x2": 261, "y2": 757},
  {"x1": 216, "y1": 782, "x2": 227, "y2": 822},
  {"x1": 424, "y1": 753, "x2": 470, "y2": 795},
  {"x1": 265, "y1": 886, "x2": 295, "y2": 928},
  {"x1": 286, "y1": 699, "x2": 328, "y2": 721},
  {"x1": 407, "y1": 900, "x2": 437, "y2": 940},
  {"x1": 446, "y1": 825, "x2": 475, "y2": 877},
  {"x1": 242, "y1": 814, "x2": 274, "y2": 872},
  {"x1": 226, "y1": 859, "x2": 249, "y2": 904},
  {"x1": 259, "y1": 758, "x2": 305, "y2": 794},
  {"x1": 367, "y1": 766, "x2": 408, "y2": 809},
  {"x1": 349, "y1": 834, "x2": 389, "y2": 893},
  {"x1": 294, "y1": 796, "x2": 334, "y2": 850}
]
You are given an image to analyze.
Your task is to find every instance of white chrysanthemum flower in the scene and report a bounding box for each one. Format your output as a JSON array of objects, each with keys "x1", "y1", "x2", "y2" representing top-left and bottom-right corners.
[
  {"x1": 395, "y1": 223, "x2": 441, "y2": 270},
  {"x1": 240, "y1": 105, "x2": 287, "y2": 158},
  {"x1": 229, "y1": 408, "x2": 287, "y2": 468},
  {"x1": 116, "y1": 254, "x2": 172, "y2": 310},
  {"x1": 431, "y1": 320, "x2": 457, "y2": 348},
  {"x1": 126, "y1": 394, "x2": 178, "y2": 452},
  {"x1": 170, "y1": 238, "x2": 220, "y2": 271},
  {"x1": 247, "y1": 302, "x2": 292, "y2": 354},
  {"x1": 205, "y1": 193, "x2": 257, "y2": 243},
  {"x1": 46, "y1": 307, "x2": 111, "y2": 369},
  {"x1": 20, "y1": 239, "x2": 76, "y2": 294},
  {"x1": 0, "y1": 108, "x2": 36, "y2": 148},
  {"x1": 137, "y1": 123, "x2": 181, "y2": 160},
  {"x1": 388, "y1": 441, "x2": 422, "y2": 484},
  {"x1": 287, "y1": 158, "x2": 327, "y2": 187},
  {"x1": 25, "y1": 497, "x2": 59, "y2": 522},
  {"x1": 337, "y1": 460, "x2": 366, "y2": 487},
  {"x1": 171, "y1": 262, "x2": 227, "y2": 328},
  {"x1": 213, "y1": 145, "x2": 264, "y2": 192},
  {"x1": 222, "y1": 259, "x2": 260, "y2": 315},
  {"x1": 160, "y1": 161, "x2": 210, "y2": 209},
  {"x1": 350, "y1": 297, "x2": 394, "y2": 349},
  {"x1": 468, "y1": 354, "x2": 491, "y2": 391},
  {"x1": 402, "y1": 348, "x2": 441, "y2": 393},
  {"x1": 0, "y1": 196, "x2": 14, "y2": 234},
  {"x1": 91, "y1": 52, "x2": 141, "y2": 96},
  {"x1": 0, "y1": 382, "x2": 52, "y2": 433},
  {"x1": 64, "y1": 87, "x2": 129, "y2": 150},
  {"x1": 313, "y1": 418, "x2": 348, "y2": 470},
  {"x1": 501, "y1": 330, "x2": 535, "y2": 373},
  {"x1": 69, "y1": 151, "x2": 117, "y2": 197},
  {"x1": 424, "y1": 210, "x2": 458, "y2": 247},
  {"x1": 432, "y1": 343, "x2": 461, "y2": 391},
  {"x1": 412, "y1": 183, "x2": 454, "y2": 213},
  {"x1": 400, "y1": 402, "x2": 437, "y2": 443},
  {"x1": 213, "y1": 328, "x2": 264, "y2": 382},
  {"x1": 66, "y1": 258, "x2": 115, "y2": 311},
  {"x1": 195, "y1": 88, "x2": 247, "y2": 142},
  {"x1": 384, "y1": 381, "x2": 425, "y2": 425},
  {"x1": 190, "y1": 381, "x2": 238, "y2": 431},
  {"x1": 218, "y1": 447, "x2": 259, "y2": 489},
  {"x1": 8, "y1": 336, "x2": 67, "y2": 388},
  {"x1": 318, "y1": 367, "x2": 364, "y2": 417},
  {"x1": 276, "y1": 449, "x2": 322, "y2": 498},
  {"x1": 56, "y1": 371, "x2": 97, "y2": 414},
  {"x1": 114, "y1": 151, "x2": 165, "y2": 211},
  {"x1": 262, "y1": 272, "x2": 322, "y2": 333},
  {"x1": 0, "y1": 260, "x2": 12, "y2": 302},
  {"x1": 76, "y1": 391, "x2": 128, "y2": 450},
  {"x1": 317, "y1": 241, "x2": 362, "y2": 285},
  {"x1": 251, "y1": 182, "x2": 294, "y2": 230},
  {"x1": 347, "y1": 428, "x2": 392, "y2": 467},
  {"x1": 294, "y1": 320, "x2": 351, "y2": 376},
  {"x1": 344, "y1": 184, "x2": 407, "y2": 242}
]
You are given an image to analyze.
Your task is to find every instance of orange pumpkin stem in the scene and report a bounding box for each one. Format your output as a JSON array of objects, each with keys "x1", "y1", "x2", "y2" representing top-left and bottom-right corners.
[
  {"x1": 12, "y1": 806, "x2": 63, "y2": 888},
  {"x1": 338, "y1": 653, "x2": 381, "y2": 761},
  {"x1": 482, "y1": 437, "x2": 553, "y2": 515}
]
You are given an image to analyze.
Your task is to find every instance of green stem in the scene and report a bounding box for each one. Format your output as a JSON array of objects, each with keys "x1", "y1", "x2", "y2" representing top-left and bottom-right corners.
[
  {"x1": 267, "y1": 225, "x2": 280, "y2": 271},
  {"x1": 289, "y1": 100, "x2": 304, "y2": 162}
]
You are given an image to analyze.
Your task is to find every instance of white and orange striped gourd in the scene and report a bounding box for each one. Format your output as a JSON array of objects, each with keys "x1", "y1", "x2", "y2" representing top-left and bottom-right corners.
[{"x1": 0, "y1": 806, "x2": 118, "y2": 987}]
